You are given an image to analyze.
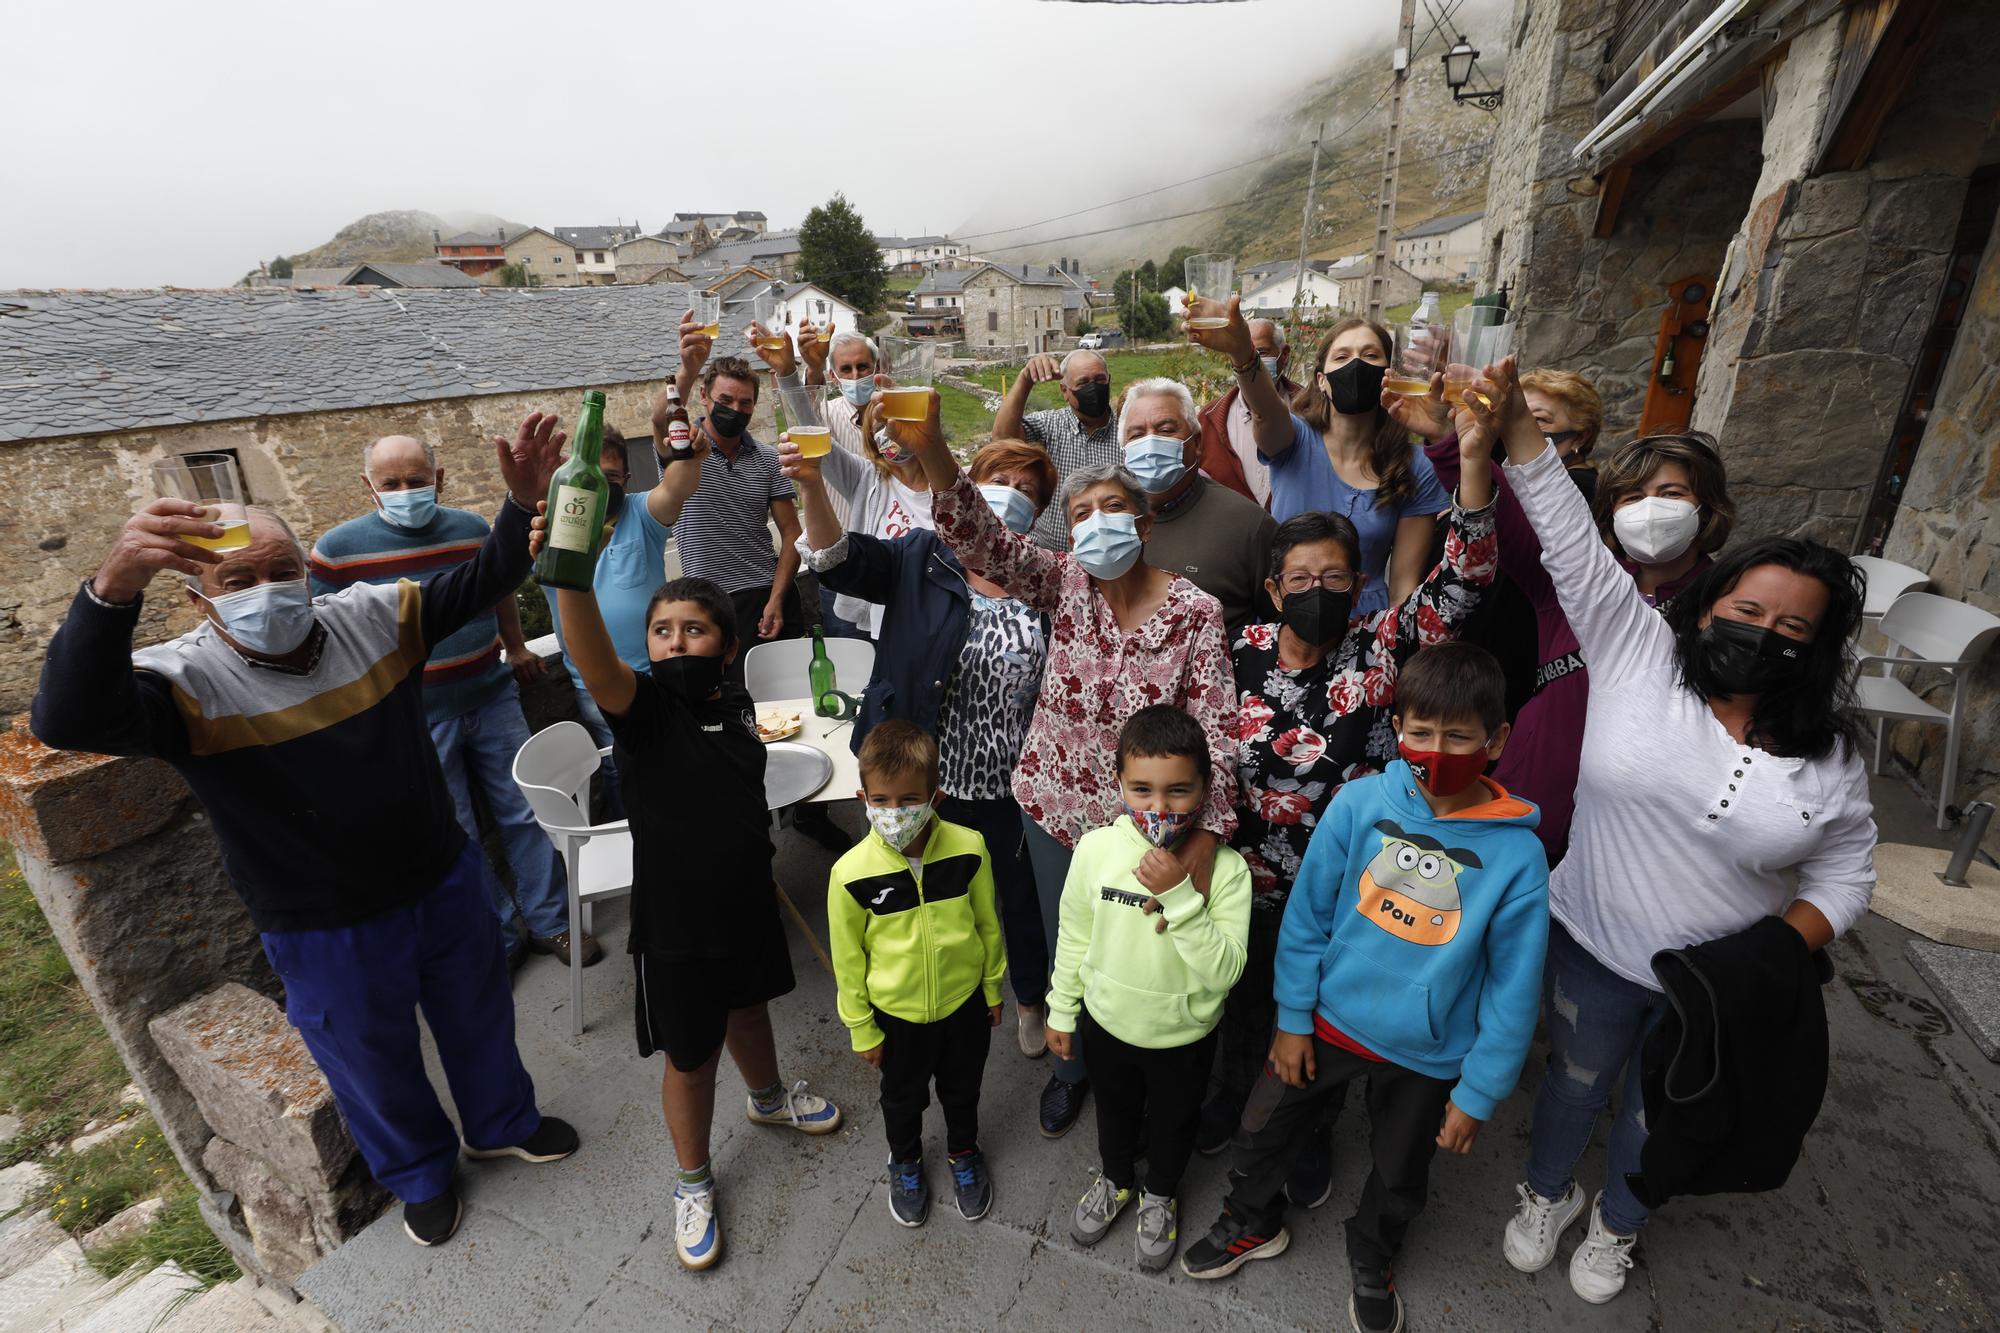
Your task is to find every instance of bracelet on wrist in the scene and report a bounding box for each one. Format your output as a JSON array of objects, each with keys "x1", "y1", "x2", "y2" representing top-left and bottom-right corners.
[{"x1": 1232, "y1": 355, "x2": 1260, "y2": 377}]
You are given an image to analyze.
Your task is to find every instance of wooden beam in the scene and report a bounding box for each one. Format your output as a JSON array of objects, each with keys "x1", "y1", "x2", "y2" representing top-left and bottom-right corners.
[
  {"x1": 1815, "y1": 0, "x2": 1948, "y2": 173},
  {"x1": 1594, "y1": 166, "x2": 1636, "y2": 239}
]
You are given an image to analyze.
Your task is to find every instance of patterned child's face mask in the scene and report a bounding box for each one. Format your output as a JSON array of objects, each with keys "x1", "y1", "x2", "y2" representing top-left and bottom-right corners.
[
  {"x1": 867, "y1": 801, "x2": 933, "y2": 852},
  {"x1": 1124, "y1": 804, "x2": 1194, "y2": 849}
]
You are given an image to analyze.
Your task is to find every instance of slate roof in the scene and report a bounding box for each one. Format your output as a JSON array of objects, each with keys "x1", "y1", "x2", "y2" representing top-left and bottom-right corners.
[
  {"x1": 439, "y1": 230, "x2": 506, "y2": 247},
  {"x1": 969, "y1": 262, "x2": 1069, "y2": 288},
  {"x1": 913, "y1": 268, "x2": 971, "y2": 295},
  {"x1": 1396, "y1": 210, "x2": 1484, "y2": 240},
  {"x1": 348, "y1": 263, "x2": 481, "y2": 288},
  {"x1": 553, "y1": 226, "x2": 642, "y2": 250},
  {"x1": 0, "y1": 284, "x2": 730, "y2": 443},
  {"x1": 686, "y1": 230, "x2": 804, "y2": 272},
  {"x1": 287, "y1": 268, "x2": 358, "y2": 288}
]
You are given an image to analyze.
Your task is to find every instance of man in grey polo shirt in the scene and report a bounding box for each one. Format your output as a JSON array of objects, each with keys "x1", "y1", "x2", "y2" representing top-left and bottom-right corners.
[
  {"x1": 669, "y1": 339, "x2": 805, "y2": 683},
  {"x1": 993, "y1": 348, "x2": 1117, "y2": 551}
]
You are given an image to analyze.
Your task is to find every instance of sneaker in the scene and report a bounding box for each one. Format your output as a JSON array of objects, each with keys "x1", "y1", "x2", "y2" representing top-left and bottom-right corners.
[
  {"x1": 463, "y1": 1115, "x2": 580, "y2": 1163},
  {"x1": 673, "y1": 1183, "x2": 721, "y2": 1270},
  {"x1": 1502, "y1": 1179, "x2": 1585, "y2": 1273},
  {"x1": 1134, "y1": 1192, "x2": 1178, "y2": 1272},
  {"x1": 1285, "y1": 1125, "x2": 1335, "y2": 1209},
  {"x1": 948, "y1": 1149, "x2": 992, "y2": 1221},
  {"x1": 529, "y1": 929, "x2": 604, "y2": 967},
  {"x1": 887, "y1": 1157, "x2": 929, "y2": 1228},
  {"x1": 402, "y1": 1186, "x2": 461, "y2": 1246},
  {"x1": 745, "y1": 1080, "x2": 844, "y2": 1135},
  {"x1": 1069, "y1": 1169, "x2": 1133, "y2": 1246},
  {"x1": 1180, "y1": 1206, "x2": 1291, "y2": 1279},
  {"x1": 1017, "y1": 1003, "x2": 1047, "y2": 1058},
  {"x1": 1194, "y1": 1096, "x2": 1237, "y2": 1157},
  {"x1": 1568, "y1": 1193, "x2": 1636, "y2": 1304},
  {"x1": 1039, "y1": 1074, "x2": 1088, "y2": 1138},
  {"x1": 1348, "y1": 1261, "x2": 1404, "y2": 1333}
]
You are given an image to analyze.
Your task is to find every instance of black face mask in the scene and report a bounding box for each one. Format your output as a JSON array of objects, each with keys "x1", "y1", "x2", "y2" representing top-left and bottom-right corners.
[
  {"x1": 1322, "y1": 359, "x2": 1386, "y2": 416},
  {"x1": 1280, "y1": 587, "x2": 1353, "y2": 645},
  {"x1": 708, "y1": 404, "x2": 750, "y2": 439},
  {"x1": 606, "y1": 482, "x2": 627, "y2": 513},
  {"x1": 651, "y1": 653, "x2": 725, "y2": 701},
  {"x1": 1071, "y1": 382, "x2": 1111, "y2": 419},
  {"x1": 1696, "y1": 617, "x2": 1807, "y2": 696}
]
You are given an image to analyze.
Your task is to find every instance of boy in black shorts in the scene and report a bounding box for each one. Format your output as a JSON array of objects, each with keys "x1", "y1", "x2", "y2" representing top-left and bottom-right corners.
[{"x1": 544, "y1": 558, "x2": 843, "y2": 1271}]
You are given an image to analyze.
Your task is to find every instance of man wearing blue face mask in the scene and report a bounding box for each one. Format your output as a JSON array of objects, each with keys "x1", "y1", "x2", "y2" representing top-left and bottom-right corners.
[
  {"x1": 310, "y1": 434, "x2": 589, "y2": 971},
  {"x1": 32, "y1": 414, "x2": 583, "y2": 1249},
  {"x1": 1119, "y1": 378, "x2": 1278, "y2": 640}
]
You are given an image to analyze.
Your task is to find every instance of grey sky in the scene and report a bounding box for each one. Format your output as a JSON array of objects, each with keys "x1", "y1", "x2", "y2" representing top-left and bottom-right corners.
[{"x1": 0, "y1": 0, "x2": 1475, "y2": 289}]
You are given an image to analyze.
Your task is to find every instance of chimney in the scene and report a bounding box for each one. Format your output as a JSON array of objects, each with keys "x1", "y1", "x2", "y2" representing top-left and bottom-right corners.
[{"x1": 432, "y1": 228, "x2": 441, "y2": 245}]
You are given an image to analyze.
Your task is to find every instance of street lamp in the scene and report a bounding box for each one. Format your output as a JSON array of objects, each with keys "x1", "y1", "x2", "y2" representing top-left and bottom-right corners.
[{"x1": 1443, "y1": 35, "x2": 1504, "y2": 110}]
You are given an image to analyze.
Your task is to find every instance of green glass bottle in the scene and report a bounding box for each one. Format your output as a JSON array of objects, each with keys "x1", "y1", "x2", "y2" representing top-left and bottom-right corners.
[
  {"x1": 809, "y1": 625, "x2": 839, "y2": 718},
  {"x1": 533, "y1": 390, "x2": 609, "y2": 592}
]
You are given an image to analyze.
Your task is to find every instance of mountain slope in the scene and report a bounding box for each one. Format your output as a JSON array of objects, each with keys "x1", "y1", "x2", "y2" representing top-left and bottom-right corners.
[{"x1": 249, "y1": 210, "x2": 527, "y2": 280}]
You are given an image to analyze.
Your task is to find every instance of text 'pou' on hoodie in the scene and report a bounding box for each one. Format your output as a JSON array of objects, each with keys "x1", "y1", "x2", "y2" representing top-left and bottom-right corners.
[{"x1": 1274, "y1": 763, "x2": 1549, "y2": 1120}]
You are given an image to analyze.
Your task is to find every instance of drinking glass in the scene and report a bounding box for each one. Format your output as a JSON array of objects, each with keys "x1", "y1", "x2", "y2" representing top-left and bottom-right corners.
[
  {"x1": 1384, "y1": 320, "x2": 1448, "y2": 398},
  {"x1": 1183, "y1": 254, "x2": 1235, "y2": 329},
  {"x1": 153, "y1": 453, "x2": 250, "y2": 552},
  {"x1": 689, "y1": 289, "x2": 721, "y2": 340},
  {"x1": 751, "y1": 283, "x2": 789, "y2": 352},
  {"x1": 1445, "y1": 305, "x2": 1516, "y2": 407},
  {"x1": 778, "y1": 382, "x2": 834, "y2": 459},
  {"x1": 878, "y1": 337, "x2": 935, "y2": 421}
]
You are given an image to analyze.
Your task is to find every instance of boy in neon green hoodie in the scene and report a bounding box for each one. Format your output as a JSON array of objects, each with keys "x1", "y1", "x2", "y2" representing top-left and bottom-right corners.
[
  {"x1": 1046, "y1": 706, "x2": 1252, "y2": 1272},
  {"x1": 827, "y1": 721, "x2": 1005, "y2": 1229}
]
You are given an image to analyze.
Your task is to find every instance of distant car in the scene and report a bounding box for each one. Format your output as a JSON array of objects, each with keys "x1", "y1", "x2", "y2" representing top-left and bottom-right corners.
[{"x1": 1077, "y1": 332, "x2": 1106, "y2": 349}]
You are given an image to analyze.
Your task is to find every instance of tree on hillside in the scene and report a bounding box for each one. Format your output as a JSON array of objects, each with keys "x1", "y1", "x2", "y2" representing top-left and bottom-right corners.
[
  {"x1": 1137, "y1": 259, "x2": 1159, "y2": 292},
  {"x1": 269, "y1": 256, "x2": 293, "y2": 279},
  {"x1": 1160, "y1": 245, "x2": 1199, "y2": 287},
  {"x1": 799, "y1": 193, "x2": 888, "y2": 313},
  {"x1": 1122, "y1": 291, "x2": 1172, "y2": 341}
]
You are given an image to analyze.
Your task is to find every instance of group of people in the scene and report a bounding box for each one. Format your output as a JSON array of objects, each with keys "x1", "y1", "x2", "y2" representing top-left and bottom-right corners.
[{"x1": 30, "y1": 288, "x2": 1878, "y2": 1333}]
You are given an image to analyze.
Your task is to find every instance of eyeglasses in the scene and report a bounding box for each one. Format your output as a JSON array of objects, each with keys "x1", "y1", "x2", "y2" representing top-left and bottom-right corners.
[{"x1": 1278, "y1": 569, "x2": 1356, "y2": 594}]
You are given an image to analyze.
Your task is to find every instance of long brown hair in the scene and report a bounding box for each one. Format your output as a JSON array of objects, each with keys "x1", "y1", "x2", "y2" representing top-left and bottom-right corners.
[{"x1": 1290, "y1": 317, "x2": 1416, "y2": 510}]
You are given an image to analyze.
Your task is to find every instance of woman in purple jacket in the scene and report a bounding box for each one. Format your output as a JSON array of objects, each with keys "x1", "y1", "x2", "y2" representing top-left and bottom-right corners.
[{"x1": 1397, "y1": 378, "x2": 1736, "y2": 864}]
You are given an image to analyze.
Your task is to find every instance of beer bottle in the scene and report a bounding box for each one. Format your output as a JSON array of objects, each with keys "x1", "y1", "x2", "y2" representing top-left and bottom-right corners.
[
  {"x1": 809, "y1": 625, "x2": 839, "y2": 718},
  {"x1": 662, "y1": 384, "x2": 695, "y2": 461},
  {"x1": 533, "y1": 390, "x2": 609, "y2": 592}
]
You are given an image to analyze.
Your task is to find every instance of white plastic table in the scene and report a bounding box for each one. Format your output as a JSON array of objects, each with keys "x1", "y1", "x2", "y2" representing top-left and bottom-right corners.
[{"x1": 760, "y1": 698, "x2": 860, "y2": 807}]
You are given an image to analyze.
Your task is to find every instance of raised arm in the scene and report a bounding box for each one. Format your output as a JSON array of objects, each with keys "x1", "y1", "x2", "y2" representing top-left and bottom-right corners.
[
  {"x1": 672, "y1": 310, "x2": 711, "y2": 407},
  {"x1": 416, "y1": 412, "x2": 563, "y2": 650},
  {"x1": 1188, "y1": 293, "x2": 1296, "y2": 459},
  {"x1": 1386, "y1": 514, "x2": 1438, "y2": 610},
  {"x1": 905, "y1": 389, "x2": 1066, "y2": 610},
  {"x1": 1363, "y1": 487, "x2": 1500, "y2": 700},
  {"x1": 781, "y1": 437, "x2": 909, "y2": 605},
  {"x1": 526, "y1": 506, "x2": 638, "y2": 716},
  {"x1": 644, "y1": 383, "x2": 706, "y2": 528},
  {"x1": 994, "y1": 354, "x2": 1058, "y2": 443}
]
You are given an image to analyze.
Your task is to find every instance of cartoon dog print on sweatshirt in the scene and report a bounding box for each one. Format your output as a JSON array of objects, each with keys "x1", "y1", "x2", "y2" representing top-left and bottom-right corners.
[{"x1": 1355, "y1": 819, "x2": 1482, "y2": 946}]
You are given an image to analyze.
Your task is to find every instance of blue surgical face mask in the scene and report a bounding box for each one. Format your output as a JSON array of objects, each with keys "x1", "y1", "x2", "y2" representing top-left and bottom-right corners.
[
  {"x1": 837, "y1": 374, "x2": 875, "y2": 407},
  {"x1": 1070, "y1": 510, "x2": 1143, "y2": 580},
  {"x1": 376, "y1": 485, "x2": 437, "y2": 529},
  {"x1": 1260, "y1": 355, "x2": 1282, "y2": 382},
  {"x1": 1122, "y1": 435, "x2": 1188, "y2": 494},
  {"x1": 196, "y1": 579, "x2": 316, "y2": 656},
  {"x1": 979, "y1": 483, "x2": 1036, "y2": 535}
]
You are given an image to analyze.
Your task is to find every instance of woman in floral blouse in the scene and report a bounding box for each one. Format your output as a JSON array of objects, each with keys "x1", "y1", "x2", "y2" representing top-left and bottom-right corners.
[
  {"x1": 1195, "y1": 418, "x2": 1500, "y2": 1179},
  {"x1": 899, "y1": 390, "x2": 1241, "y2": 1139}
]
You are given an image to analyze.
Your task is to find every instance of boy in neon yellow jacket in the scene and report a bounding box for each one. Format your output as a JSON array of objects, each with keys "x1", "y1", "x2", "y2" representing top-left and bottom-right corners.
[
  {"x1": 1046, "y1": 706, "x2": 1252, "y2": 1272},
  {"x1": 827, "y1": 722, "x2": 1005, "y2": 1228}
]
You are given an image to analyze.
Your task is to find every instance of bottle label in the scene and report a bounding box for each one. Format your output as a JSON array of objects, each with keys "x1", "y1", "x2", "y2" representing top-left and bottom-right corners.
[
  {"x1": 549, "y1": 484, "x2": 597, "y2": 554},
  {"x1": 667, "y1": 421, "x2": 693, "y2": 455}
]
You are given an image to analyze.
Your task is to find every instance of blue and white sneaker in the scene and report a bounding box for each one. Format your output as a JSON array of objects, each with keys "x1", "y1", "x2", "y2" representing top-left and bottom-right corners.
[
  {"x1": 949, "y1": 1149, "x2": 992, "y2": 1221},
  {"x1": 888, "y1": 1157, "x2": 930, "y2": 1227},
  {"x1": 673, "y1": 1184, "x2": 721, "y2": 1270},
  {"x1": 745, "y1": 1079, "x2": 844, "y2": 1135}
]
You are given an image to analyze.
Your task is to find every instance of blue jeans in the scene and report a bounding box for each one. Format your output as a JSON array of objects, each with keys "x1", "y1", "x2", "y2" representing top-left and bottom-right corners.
[
  {"x1": 261, "y1": 839, "x2": 541, "y2": 1203},
  {"x1": 571, "y1": 689, "x2": 625, "y2": 822},
  {"x1": 1022, "y1": 812, "x2": 1085, "y2": 1086},
  {"x1": 430, "y1": 689, "x2": 570, "y2": 941},
  {"x1": 1524, "y1": 921, "x2": 1669, "y2": 1234}
]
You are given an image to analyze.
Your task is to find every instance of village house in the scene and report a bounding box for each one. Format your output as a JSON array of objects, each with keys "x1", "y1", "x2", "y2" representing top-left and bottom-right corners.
[
  {"x1": 433, "y1": 229, "x2": 509, "y2": 280},
  {"x1": 611, "y1": 234, "x2": 685, "y2": 285},
  {"x1": 685, "y1": 229, "x2": 805, "y2": 282},
  {"x1": 1236, "y1": 258, "x2": 1423, "y2": 317},
  {"x1": 876, "y1": 235, "x2": 966, "y2": 271},
  {"x1": 501, "y1": 227, "x2": 581, "y2": 286},
  {"x1": 553, "y1": 226, "x2": 650, "y2": 285},
  {"x1": 674, "y1": 210, "x2": 768, "y2": 238},
  {"x1": 1485, "y1": 0, "x2": 2000, "y2": 833},
  {"x1": 1394, "y1": 211, "x2": 1486, "y2": 284},
  {"x1": 961, "y1": 262, "x2": 1068, "y2": 355}
]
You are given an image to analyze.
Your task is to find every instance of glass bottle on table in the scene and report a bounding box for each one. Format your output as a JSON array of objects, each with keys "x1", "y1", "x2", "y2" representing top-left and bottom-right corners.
[
  {"x1": 809, "y1": 625, "x2": 840, "y2": 718},
  {"x1": 533, "y1": 390, "x2": 609, "y2": 591}
]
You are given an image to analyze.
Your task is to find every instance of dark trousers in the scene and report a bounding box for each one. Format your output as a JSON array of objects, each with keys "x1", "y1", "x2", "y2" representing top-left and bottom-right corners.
[
  {"x1": 1227, "y1": 1037, "x2": 1452, "y2": 1268},
  {"x1": 724, "y1": 583, "x2": 804, "y2": 685},
  {"x1": 878, "y1": 991, "x2": 991, "y2": 1162},
  {"x1": 259, "y1": 839, "x2": 541, "y2": 1204},
  {"x1": 1081, "y1": 1008, "x2": 1218, "y2": 1198},
  {"x1": 940, "y1": 794, "x2": 1046, "y2": 1007},
  {"x1": 1022, "y1": 813, "x2": 1084, "y2": 1085},
  {"x1": 817, "y1": 581, "x2": 863, "y2": 639}
]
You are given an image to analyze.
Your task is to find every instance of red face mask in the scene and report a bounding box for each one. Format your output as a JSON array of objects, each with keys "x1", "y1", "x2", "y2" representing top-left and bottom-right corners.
[{"x1": 1398, "y1": 740, "x2": 1489, "y2": 798}]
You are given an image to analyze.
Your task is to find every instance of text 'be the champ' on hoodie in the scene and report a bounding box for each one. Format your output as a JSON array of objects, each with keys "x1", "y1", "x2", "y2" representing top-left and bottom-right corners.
[{"x1": 1274, "y1": 762, "x2": 1550, "y2": 1120}]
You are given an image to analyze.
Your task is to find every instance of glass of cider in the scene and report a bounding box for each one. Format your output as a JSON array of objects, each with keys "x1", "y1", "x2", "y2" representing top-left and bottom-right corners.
[
  {"x1": 689, "y1": 289, "x2": 722, "y2": 340},
  {"x1": 878, "y1": 337, "x2": 936, "y2": 421},
  {"x1": 779, "y1": 382, "x2": 834, "y2": 458},
  {"x1": 1183, "y1": 254, "x2": 1235, "y2": 329},
  {"x1": 154, "y1": 453, "x2": 251, "y2": 552}
]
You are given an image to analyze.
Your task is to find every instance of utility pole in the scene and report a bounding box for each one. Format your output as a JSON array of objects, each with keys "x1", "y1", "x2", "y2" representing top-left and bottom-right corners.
[
  {"x1": 1291, "y1": 121, "x2": 1325, "y2": 312},
  {"x1": 1367, "y1": 0, "x2": 1419, "y2": 322}
]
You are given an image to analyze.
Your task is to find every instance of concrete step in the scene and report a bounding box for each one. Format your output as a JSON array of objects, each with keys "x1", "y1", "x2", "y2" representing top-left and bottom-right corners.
[
  {"x1": 0, "y1": 1239, "x2": 105, "y2": 1333},
  {"x1": 0, "y1": 1209, "x2": 69, "y2": 1282},
  {"x1": 63, "y1": 1263, "x2": 204, "y2": 1333},
  {"x1": 156, "y1": 1278, "x2": 283, "y2": 1333}
]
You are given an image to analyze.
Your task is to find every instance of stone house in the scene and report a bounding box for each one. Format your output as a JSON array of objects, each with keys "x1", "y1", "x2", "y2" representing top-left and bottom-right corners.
[
  {"x1": 675, "y1": 210, "x2": 767, "y2": 238},
  {"x1": 1394, "y1": 210, "x2": 1486, "y2": 283},
  {"x1": 553, "y1": 226, "x2": 650, "y2": 285},
  {"x1": 502, "y1": 226, "x2": 581, "y2": 287},
  {"x1": 1484, "y1": 0, "x2": 2000, "y2": 834},
  {"x1": 611, "y1": 234, "x2": 681, "y2": 282},
  {"x1": 960, "y1": 262, "x2": 1068, "y2": 354},
  {"x1": 0, "y1": 283, "x2": 769, "y2": 712},
  {"x1": 434, "y1": 229, "x2": 509, "y2": 280}
]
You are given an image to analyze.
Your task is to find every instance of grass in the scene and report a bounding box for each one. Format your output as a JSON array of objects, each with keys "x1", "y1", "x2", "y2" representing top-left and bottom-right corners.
[
  {"x1": 0, "y1": 848, "x2": 238, "y2": 1286},
  {"x1": 1384, "y1": 290, "x2": 1478, "y2": 325},
  {"x1": 884, "y1": 273, "x2": 922, "y2": 293},
  {"x1": 954, "y1": 348, "x2": 1232, "y2": 426}
]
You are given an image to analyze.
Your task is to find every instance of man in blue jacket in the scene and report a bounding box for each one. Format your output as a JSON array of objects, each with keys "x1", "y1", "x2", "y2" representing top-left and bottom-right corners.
[{"x1": 1179, "y1": 643, "x2": 1549, "y2": 1333}]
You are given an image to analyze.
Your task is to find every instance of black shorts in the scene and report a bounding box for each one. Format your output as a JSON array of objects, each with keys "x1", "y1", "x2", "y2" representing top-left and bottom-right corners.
[{"x1": 633, "y1": 916, "x2": 797, "y2": 1072}]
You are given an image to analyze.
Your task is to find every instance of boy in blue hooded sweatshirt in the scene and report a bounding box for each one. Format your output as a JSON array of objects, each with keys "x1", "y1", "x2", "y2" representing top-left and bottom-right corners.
[{"x1": 1181, "y1": 642, "x2": 1548, "y2": 1333}]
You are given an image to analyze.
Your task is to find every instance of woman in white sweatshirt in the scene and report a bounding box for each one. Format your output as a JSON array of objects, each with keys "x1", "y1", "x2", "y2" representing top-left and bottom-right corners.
[{"x1": 1470, "y1": 360, "x2": 1877, "y2": 1307}]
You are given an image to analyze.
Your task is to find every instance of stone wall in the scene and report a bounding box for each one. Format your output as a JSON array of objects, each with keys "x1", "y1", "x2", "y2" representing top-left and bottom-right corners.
[
  {"x1": 961, "y1": 275, "x2": 1063, "y2": 355},
  {"x1": 0, "y1": 377, "x2": 786, "y2": 714},
  {"x1": 1882, "y1": 204, "x2": 2000, "y2": 838}
]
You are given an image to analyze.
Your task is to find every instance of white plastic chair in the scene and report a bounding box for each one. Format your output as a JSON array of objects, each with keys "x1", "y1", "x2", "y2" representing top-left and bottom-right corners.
[
  {"x1": 1851, "y1": 556, "x2": 1928, "y2": 626},
  {"x1": 743, "y1": 638, "x2": 877, "y2": 704},
  {"x1": 1853, "y1": 592, "x2": 2000, "y2": 829},
  {"x1": 512, "y1": 721, "x2": 633, "y2": 1036}
]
